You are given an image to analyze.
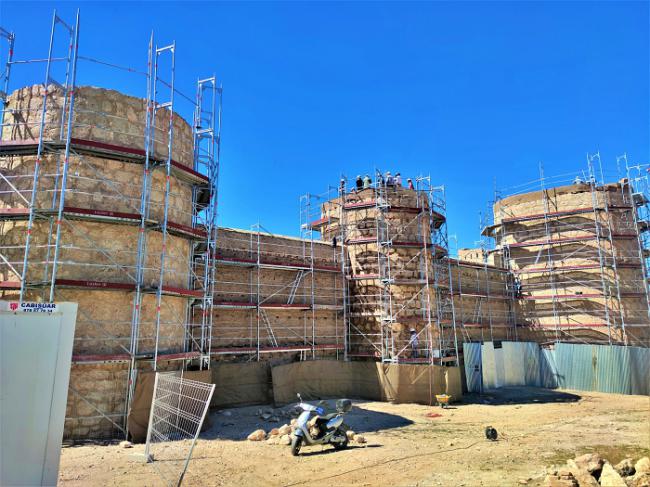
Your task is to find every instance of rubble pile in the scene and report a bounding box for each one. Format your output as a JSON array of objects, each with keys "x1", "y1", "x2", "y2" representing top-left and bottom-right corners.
[{"x1": 542, "y1": 453, "x2": 650, "y2": 487}]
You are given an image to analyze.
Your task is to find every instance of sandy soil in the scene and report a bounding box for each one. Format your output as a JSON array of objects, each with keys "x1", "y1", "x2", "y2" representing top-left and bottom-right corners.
[{"x1": 58, "y1": 387, "x2": 649, "y2": 487}]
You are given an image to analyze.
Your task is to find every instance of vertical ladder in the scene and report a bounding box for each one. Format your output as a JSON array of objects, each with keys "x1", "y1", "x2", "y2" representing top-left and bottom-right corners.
[
  {"x1": 151, "y1": 41, "x2": 176, "y2": 367},
  {"x1": 192, "y1": 75, "x2": 220, "y2": 368},
  {"x1": 19, "y1": 10, "x2": 78, "y2": 301},
  {"x1": 0, "y1": 27, "x2": 15, "y2": 142},
  {"x1": 375, "y1": 171, "x2": 395, "y2": 361},
  {"x1": 586, "y1": 156, "x2": 613, "y2": 344}
]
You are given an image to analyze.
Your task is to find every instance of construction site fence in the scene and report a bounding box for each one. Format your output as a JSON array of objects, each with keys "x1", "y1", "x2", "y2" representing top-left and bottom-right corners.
[
  {"x1": 464, "y1": 341, "x2": 649, "y2": 396},
  {"x1": 126, "y1": 360, "x2": 462, "y2": 441}
]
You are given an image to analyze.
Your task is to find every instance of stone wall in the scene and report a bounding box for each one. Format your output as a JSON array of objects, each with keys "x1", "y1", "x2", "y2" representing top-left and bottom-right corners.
[
  {"x1": 3, "y1": 85, "x2": 194, "y2": 167},
  {"x1": 0, "y1": 153, "x2": 193, "y2": 224}
]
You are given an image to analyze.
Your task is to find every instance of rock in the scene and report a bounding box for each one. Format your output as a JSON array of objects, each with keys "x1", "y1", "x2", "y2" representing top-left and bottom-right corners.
[
  {"x1": 542, "y1": 473, "x2": 578, "y2": 487},
  {"x1": 346, "y1": 430, "x2": 356, "y2": 440},
  {"x1": 280, "y1": 434, "x2": 291, "y2": 445},
  {"x1": 615, "y1": 458, "x2": 635, "y2": 477},
  {"x1": 600, "y1": 463, "x2": 627, "y2": 487},
  {"x1": 278, "y1": 424, "x2": 292, "y2": 436},
  {"x1": 247, "y1": 429, "x2": 266, "y2": 441},
  {"x1": 355, "y1": 435, "x2": 367, "y2": 444},
  {"x1": 572, "y1": 471, "x2": 599, "y2": 487},
  {"x1": 269, "y1": 416, "x2": 280, "y2": 423},
  {"x1": 290, "y1": 419, "x2": 297, "y2": 428},
  {"x1": 518, "y1": 480, "x2": 528, "y2": 485},
  {"x1": 222, "y1": 411, "x2": 232, "y2": 417},
  {"x1": 268, "y1": 428, "x2": 280, "y2": 437},
  {"x1": 261, "y1": 413, "x2": 272, "y2": 421},
  {"x1": 628, "y1": 472, "x2": 650, "y2": 487},
  {"x1": 573, "y1": 453, "x2": 604, "y2": 475},
  {"x1": 636, "y1": 458, "x2": 650, "y2": 475},
  {"x1": 266, "y1": 437, "x2": 279, "y2": 445},
  {"x1": 119, "y1": 441, "x2": 132, "y2": 449},
  {"x1": 565, "y1": 460, "x2": 598, "y2": 487}
]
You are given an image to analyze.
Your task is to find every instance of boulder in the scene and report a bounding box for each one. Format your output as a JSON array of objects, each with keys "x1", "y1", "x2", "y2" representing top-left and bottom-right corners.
[
  {"x1": 280, "y1": 434, "x2": 291, "y2": 445},
  {"x1": 614, "y1": 458, "x2": 635, "y2": 477},
  {"x1": 600, "y1": 463, "x2": 627, "y2": 487},
  {"x1": 636, "y1": 458, "x2": 650, "y2": 476},
  {"x1": 573, "y1": 453, "x2": 604, "y2": 475},
  {"x1": 266, "y1": 437, "x2": 279, "y2": 445},
  {"x1": 247, "y1": 429, "x2": 266, "y2": 441},
  {"x1": 355, "y1": 435, "x2": 367, "y2": 444},
  {"x1": 119, "y1": 440, "x2": 133, "y2": 449},
  {"x1": 278, "y1": 424, "x2": 292, "y2": 436},
  {"x1": 542, "y1": 473, "x2": 578, "y2": 487},
  {"x1": 290, "y1": 419, "x2": 297, "y2": 428},
  {"x1": 346, "y1": 430, "x2": 356, "y2": 440},
  {"x1": 565, "y1": 459, "x2": 598, "y2": 486},
  {"x1": 628, "y1": 472, "x2": 650, "y2": 487},
  {"x1": 268, "y1": 428, "x2": 280, "y2": 437}
]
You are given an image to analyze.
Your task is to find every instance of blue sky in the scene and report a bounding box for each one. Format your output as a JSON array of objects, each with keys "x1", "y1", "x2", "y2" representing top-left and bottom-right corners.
[{"x1": 2, "y1": 1, "x2": 648, "y2": 251}]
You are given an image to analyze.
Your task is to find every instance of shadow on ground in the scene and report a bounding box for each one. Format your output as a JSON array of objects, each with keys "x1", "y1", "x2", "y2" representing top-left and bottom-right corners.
[
  {"x1": 202, "y1": 400, "x2": 413, "y2": 441},
  {"x1": 461, "y1": 386, "x2": 581, "y2": 406}
]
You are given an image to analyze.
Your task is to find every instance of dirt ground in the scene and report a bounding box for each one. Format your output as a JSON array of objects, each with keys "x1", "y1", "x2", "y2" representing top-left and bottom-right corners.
[{"x1": 58, "y1": 387, "x2": 649, "y2": 487}]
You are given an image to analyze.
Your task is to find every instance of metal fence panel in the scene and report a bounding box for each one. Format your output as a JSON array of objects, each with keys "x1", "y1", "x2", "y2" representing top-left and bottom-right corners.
[
  {"x1": 463, "y1": 343, "x2": 483, "y2": 393},
  {"x1": 524, "y1": 342, "x2": 541, "y2": 387},
  {"x1": 629, "y1": 347, "x2": 650, "y2": 395},
  {"x1": 556, "y1": 343, "x2": 596, "y2": 391},
  {"x1": 553, "y1": 343, "x2": 648, "y2": 396},
  {"x1": 502, "y1": 342, "x2": 526, "y2": 386},
  {"x1": 596, "y1": 345, "x2": 631, "y2": 395},
  {"x1": 481, "y1": 342, "x2": 495, "y2": 389},
  {"x1": 540, "y1": 348, "x2": 558, "y2": 389}
]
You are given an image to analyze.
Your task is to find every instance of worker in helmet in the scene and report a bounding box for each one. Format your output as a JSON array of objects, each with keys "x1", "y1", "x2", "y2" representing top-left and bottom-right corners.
[
  {"x1": 363, "y1": 174, "x2": 372, "y2": 189},
  {"x1": 355, "y1": 175, "x2": 363, "y2": 191},
  {"x1": 409, "y1": 329, "x2": 419, "y2": 358},
  {"x1": 395, "y1": 172, "x2": 402, "y2": 187},
  {"x1": 385, "y1": 171, "x2": 394, "y2": 187}
]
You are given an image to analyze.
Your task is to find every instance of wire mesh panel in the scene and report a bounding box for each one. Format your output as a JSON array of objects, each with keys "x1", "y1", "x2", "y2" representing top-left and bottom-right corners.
[{"x1": 145, "y1": 372, "x2": 215, "y2": 487}]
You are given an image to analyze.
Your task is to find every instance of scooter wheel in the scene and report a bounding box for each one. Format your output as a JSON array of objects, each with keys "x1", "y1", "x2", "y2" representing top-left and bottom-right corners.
[
  {"x1": 291, "y1": 435, "x2": 303, "y2": 456},
  {"x1": 332, "y1": 430, "x2": 349, "y2": 450}
]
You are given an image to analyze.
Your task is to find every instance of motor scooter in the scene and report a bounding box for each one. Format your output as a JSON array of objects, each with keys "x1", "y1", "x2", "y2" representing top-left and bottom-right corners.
[{"x1": 291, "y1": 393, "x2": 352, "y2": 456}]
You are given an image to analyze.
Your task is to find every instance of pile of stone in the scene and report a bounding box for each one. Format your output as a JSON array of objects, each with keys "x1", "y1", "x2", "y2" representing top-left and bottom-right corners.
[{"x1": 542, "y1": 453, "x2": 649, "y2": 487}]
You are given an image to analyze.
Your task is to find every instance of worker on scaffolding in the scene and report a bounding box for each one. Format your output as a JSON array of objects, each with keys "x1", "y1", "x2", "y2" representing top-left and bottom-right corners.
[
  {"x1": 339, "y1": 178, "x2": 346, "y2": 195},
  {"x1": 407, "y1": 178, "x2": 415, "y2": 190},
  {"x1": 385, "y1": 171, "x2": 395, "y2": 187},
  {"x1": 409, "y1": 329, "x2": 419, "y2": 358},
  {"x1": 363, "y1": 174, "x2": 372, "y2": 189},
  {"x1": 355, "y1": 175, "x2": 363, "y2": 191},
  {"x1": 376, "y1": 170, "x2": 384, "y2": 187},
  {"x1": 514, "y1": 277, "x2": 522, "y2": 298},
  {"x1": 395, "y1": 172, "x2": 402, "y2": 187}
]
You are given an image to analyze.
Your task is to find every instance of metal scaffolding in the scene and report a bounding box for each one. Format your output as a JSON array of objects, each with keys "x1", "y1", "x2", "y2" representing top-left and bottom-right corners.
[
  {"x1": 0, "y1": 11, "x2": 221, "y2": 439},
  {"x1": 210, "y1": 226, "x2": 345, "y2": 359},
  {"x1": 483, "y1": 157, "x2": 649, "y2": 346},
  {"x1": 302, "y1": 173, "x2": 459, "y2": 365}
]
